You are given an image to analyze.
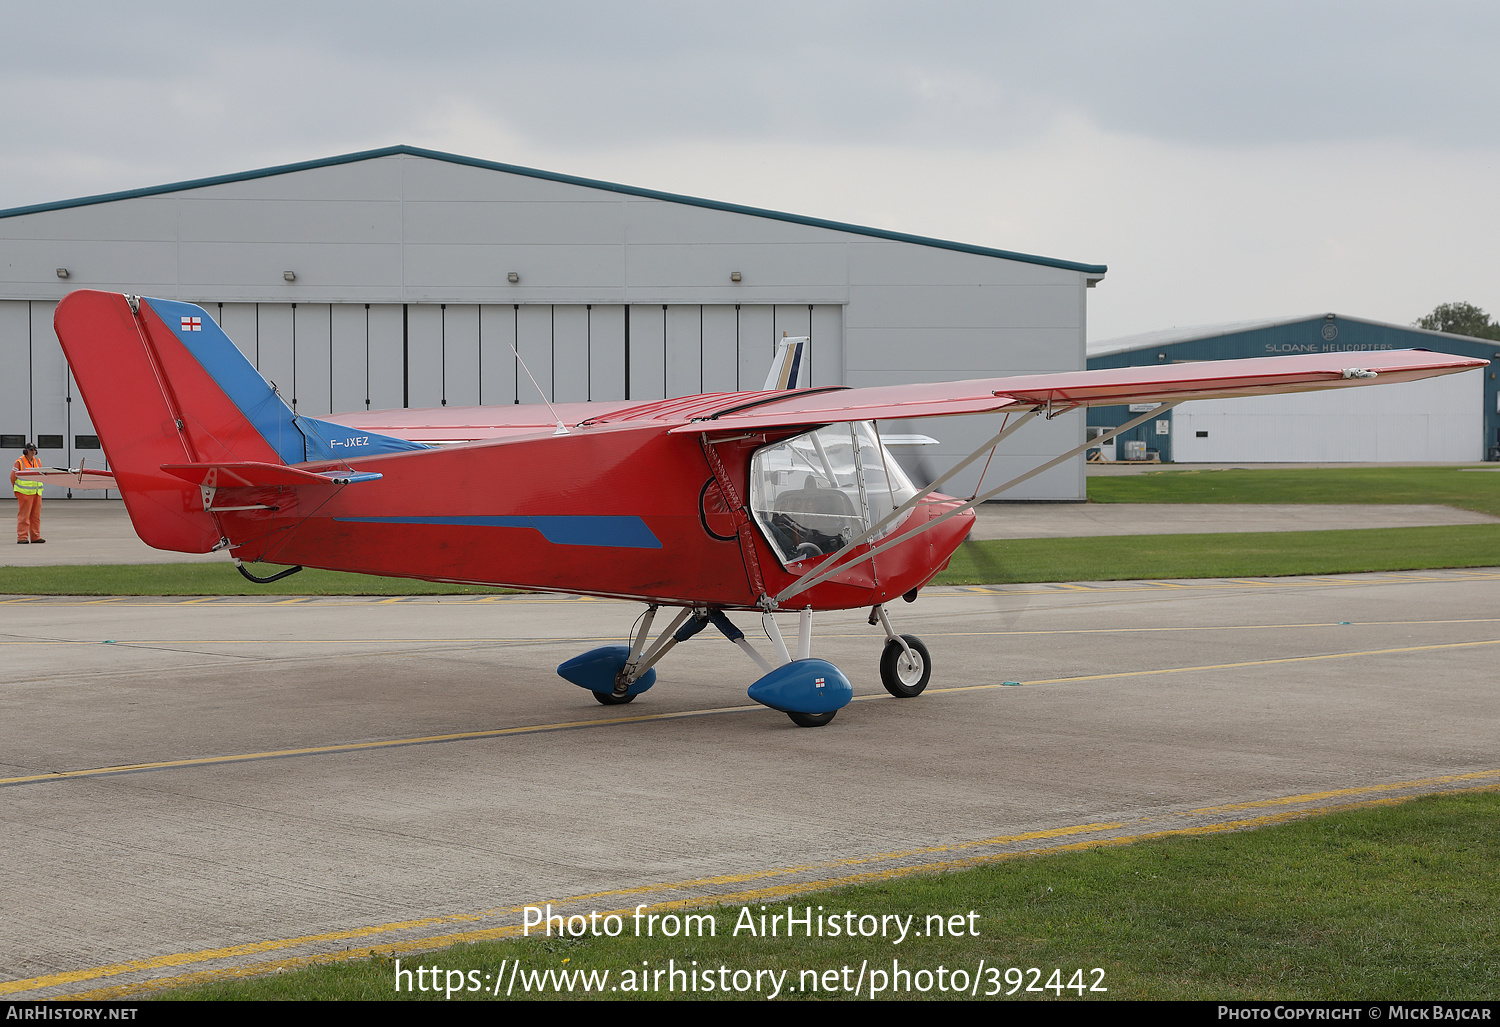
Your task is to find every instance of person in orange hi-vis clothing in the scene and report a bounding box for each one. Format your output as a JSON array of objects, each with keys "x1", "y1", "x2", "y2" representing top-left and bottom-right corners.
[{"x1": 12, "y1": 442, "x2": 45, "y2": 544}]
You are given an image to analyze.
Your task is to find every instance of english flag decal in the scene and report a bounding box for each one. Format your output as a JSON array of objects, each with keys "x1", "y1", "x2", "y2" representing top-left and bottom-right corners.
[{"x1": 180, "y1": 316, "x2": 201, "y2": 331}]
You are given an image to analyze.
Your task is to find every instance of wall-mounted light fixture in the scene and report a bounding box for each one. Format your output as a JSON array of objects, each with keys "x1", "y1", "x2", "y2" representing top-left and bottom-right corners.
[
  {"x1": 730, "y1": 271, "x2": 742, "y2": 282},
  {"x1": 507, "y1": 271, "x2": 520, "y2": 283},
  {"x1": 283, "y1": 270, "x2": 296, "y2": 282},
  {"x1": 56, "y1": 268, "x2": 69, "y2": 279}
]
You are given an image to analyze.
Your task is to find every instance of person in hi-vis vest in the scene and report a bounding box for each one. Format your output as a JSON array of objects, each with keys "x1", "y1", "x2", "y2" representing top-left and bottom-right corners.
[{"x1": 11, "y1": 442, "x2": 44, "y2": 544}]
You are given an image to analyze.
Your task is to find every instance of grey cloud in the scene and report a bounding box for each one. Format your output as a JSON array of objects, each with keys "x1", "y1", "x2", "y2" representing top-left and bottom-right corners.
[
  {"x1": 5, "y1": 1, "x2": 1495, "y2": 148},
  {"x1": 2, "y1": 0, "x2": 1496, "y2": 209}
]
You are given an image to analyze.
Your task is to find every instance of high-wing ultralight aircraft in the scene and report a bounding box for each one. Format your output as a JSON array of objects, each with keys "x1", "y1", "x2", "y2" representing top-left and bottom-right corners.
[{"x1": 47, "y1": 290, "x2": 1487, "y2": 726}]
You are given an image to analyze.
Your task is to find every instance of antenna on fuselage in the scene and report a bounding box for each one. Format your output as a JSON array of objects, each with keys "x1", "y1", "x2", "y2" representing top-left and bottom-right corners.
[{"x1": 507, "y1": 339, "x2": 570, "y2": 435}]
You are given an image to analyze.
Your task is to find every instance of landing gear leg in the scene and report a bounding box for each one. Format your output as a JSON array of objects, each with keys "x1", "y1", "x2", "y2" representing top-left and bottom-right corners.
[
  {"x1": 871, "y1": 604, "x2": 931, "y2": 698},
  {"x1": 785, "y1": 606, "x2": 836, "y2": 726},
  {"x1": 743, "y1": 607, "x2": 850, "y2": 727},
  {"x1": 558, "y1": 604, "x2": 696, "y2": 705},
  {"x1": 611, "y1": 604, "x2": 660, "y2": 700}
]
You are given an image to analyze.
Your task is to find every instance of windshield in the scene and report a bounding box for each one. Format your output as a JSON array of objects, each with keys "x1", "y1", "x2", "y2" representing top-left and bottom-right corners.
[{"x1": 748, "y1": 422, "x2": 920, "y2": 566}]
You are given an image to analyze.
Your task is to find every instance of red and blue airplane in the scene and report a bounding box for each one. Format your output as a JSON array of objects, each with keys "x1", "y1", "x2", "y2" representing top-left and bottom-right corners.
[{"x1": 47, "y1": 290, "x2": 1487, "y2": 726}]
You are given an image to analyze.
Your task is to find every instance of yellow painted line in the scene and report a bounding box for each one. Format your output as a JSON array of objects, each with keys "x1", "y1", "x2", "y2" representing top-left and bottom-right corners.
[
  {"x1": 9, "y1": 637, "x2": 1500, "y2": 787},
  {"x1": 924, "y1": 637, "x2": 1500, "y2": 692},
  {"x1": 1041, "y1": 784, "x2": 1500, "y2": 855},
  {"x1": 5, "y1": 617, "x2": 1499, "y2": 648},
  {"x1": 1186, "y1": 768, "x2": 1500, "y2": 815},
  {"x1": 5, "y1": 822, "x2": 1118, "y2": 998},
  {"x1": 38, "y1": 781, "x2": 1500, "y2": 1001},
  {"x1": 10, "y1": 551, "x2": 1500, "y2": 621},
  {"x1": 0, "y1": 595, "x2": 629, "y2": 607},
  {"x1": 0, "y1": 705, "x2": 762, "y2": 786},
  {"x1": 947, "y1": 569, "x2": 1500, "y2": 598},
  {"x1": 6, "y1": 568, "x2": 1500, "y2": 606},
  {"x1": 839, "y1": 618, "x2": 1500, "y2": 639},
  {"x1": 0, "y1": 636, "x2": 633, "y2": 646},
  {"x1": 2, "y1": 918, "x2": 516, "y2": 997}
]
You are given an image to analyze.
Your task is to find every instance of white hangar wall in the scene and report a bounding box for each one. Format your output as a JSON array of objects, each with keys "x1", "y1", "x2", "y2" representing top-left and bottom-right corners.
[
  {"x1": 1172, "y1": 374, "x2": 1482, "y2": 463},
  {"x1": 0, "y1": 147, "x2": 1101, "y2": 500}
]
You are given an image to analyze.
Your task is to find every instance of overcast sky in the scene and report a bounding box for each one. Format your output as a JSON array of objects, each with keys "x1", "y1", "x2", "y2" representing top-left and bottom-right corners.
[{"x1": 2, "y1": 1, "x2": 1495, "y2": 341}]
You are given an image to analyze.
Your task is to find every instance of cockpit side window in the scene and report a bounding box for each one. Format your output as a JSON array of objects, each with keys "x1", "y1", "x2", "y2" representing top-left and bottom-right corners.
[{"x1": 749, "y1": 422, "x2": 919, "y2": 567}]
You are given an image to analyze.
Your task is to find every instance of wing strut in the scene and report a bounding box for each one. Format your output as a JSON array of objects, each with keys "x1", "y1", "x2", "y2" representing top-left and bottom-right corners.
[{"x1": 776, "y1": 401, "x2": 1179, "y2": 604}]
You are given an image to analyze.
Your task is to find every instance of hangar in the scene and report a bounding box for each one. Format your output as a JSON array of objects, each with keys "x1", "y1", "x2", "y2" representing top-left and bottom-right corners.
[
  {"x1": 1088, "y1": 315, "x2": 1500, "y2": 463},
  {"x1": 1, "y1": 145, "x2": 1105, "y2": 502}
]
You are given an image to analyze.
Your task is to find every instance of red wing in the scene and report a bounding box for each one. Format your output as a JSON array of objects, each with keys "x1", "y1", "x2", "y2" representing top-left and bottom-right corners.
[
  {"x1": 665, "y1": 350, "x2": 1488, "y2": 433},
  {"x1": 316, "y1": 401, "x2": 642, "y2": 443},
  {"x1": 315, "y1": 350, "x2": 1486, "y2": 441}
]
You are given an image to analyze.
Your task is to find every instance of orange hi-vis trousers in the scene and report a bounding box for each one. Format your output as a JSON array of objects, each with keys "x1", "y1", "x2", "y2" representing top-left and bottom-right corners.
[{"x1": 16, "y1": 493, "x2": 41, "y2": 541}]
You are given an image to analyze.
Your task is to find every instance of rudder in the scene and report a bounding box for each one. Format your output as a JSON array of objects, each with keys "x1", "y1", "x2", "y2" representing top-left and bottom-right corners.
[{"x1": 53, "y1": 291, "x2": 422, "y2": 553}]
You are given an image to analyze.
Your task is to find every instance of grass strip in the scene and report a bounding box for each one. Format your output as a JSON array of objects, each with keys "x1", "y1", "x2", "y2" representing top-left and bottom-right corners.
[
  {"x1": 6, "y1": 468, "x2": 1496, "y2": 593},
  {"x1": 158, "y1": 790, "x2": 1499, "y2": 1001},
  {"x1": 935, "y1": 524, "x2": 1500, "y2": 585},
  {"x1": 3, "y1": 524, "x2": 1498, "y2": 593},
  {"x1": 1089, "y1": 466, "x2": 1500, "y2": 517},
  {"x1": 0, "y1": 563, "x2": 515, "y2": 596}
]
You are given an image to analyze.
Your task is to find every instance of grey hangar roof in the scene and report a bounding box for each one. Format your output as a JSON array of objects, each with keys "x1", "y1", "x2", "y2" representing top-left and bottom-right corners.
[
  {"x1": 1, "y1": 146, "x2": 1106, "y2": 501},
  {"x1": 0, "y1": 144, "x2": 1107, "y2": 277}
]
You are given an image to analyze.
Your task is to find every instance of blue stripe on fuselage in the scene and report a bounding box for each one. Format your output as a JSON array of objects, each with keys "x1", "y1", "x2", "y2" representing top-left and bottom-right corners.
[{"x1": 332, "y1": 515, "x2": 662, "y2": 549}]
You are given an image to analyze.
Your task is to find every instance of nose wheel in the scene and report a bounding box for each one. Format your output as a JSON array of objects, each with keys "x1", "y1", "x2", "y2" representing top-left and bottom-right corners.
[{"x1": 879, "y1": 634, "x2": 931, "y2": 697}]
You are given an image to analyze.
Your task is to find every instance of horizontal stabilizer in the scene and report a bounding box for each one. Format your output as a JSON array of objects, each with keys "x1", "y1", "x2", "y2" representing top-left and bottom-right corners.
[
  {"x1": 53, "y1": 290, "x2": 416, "y2": 552},
  {"x1": 160, "y1": 462, "x2": 382, "y2": 488},
  {"x1": 23, "y1": 468, "x2": 117, "y2": 490}
]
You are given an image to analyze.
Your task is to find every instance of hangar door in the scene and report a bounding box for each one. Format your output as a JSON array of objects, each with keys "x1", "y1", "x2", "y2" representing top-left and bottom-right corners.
[
  {"x1": 203, "y1": 301, "x2": 844, "y2": 413},
  {"x1": 3, "y1": 299, "x2": 842, "y2": 498},
  {"x1": 1, "y1": 299, "x2": 105, "y2": 498}
]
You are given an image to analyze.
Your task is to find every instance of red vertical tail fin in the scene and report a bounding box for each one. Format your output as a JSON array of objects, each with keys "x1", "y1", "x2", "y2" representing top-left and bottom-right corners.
[{"x1": 54, "y1": 291, "x2": 279, "y2": 552}]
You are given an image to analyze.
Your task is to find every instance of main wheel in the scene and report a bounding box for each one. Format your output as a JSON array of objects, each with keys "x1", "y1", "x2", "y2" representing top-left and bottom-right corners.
[
  {"x1": 880, "y1": 635, "x2": 931, "y2": 697},
  {"x1": 787, "y1": 710, "x2": 836, "y2": 727},
  {"x1": 592, "y1": 690, "x2": 635, "y2": 705}
]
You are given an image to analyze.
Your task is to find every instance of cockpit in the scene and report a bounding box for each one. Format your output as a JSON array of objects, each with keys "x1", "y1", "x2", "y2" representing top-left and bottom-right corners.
[{"x1": 748, "y1": 422, "x2": 921, "y2": 566}]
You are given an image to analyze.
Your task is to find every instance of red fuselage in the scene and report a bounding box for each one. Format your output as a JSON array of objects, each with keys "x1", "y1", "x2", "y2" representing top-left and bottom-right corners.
[{"x1": 222, "y1": 423, "x2": 974, "y2": 611}]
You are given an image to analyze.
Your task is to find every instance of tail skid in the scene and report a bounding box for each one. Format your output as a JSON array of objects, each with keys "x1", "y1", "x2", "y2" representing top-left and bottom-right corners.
[{"x1": 54, "y1": 291, "x2": 415, "y2": 553}]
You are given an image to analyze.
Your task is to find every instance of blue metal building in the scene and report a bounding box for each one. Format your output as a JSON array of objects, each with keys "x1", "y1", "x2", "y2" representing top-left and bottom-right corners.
[{"x1": 1088, "y1": 314, "x2": 1499, "y2": 462}]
